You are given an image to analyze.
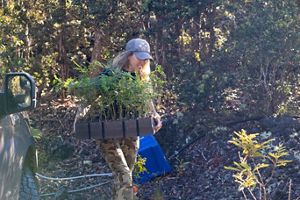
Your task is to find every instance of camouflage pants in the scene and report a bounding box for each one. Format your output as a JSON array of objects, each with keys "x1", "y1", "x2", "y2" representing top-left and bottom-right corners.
[{"x1": 97, "y1": 138, "x2": 139, "y2": 200}]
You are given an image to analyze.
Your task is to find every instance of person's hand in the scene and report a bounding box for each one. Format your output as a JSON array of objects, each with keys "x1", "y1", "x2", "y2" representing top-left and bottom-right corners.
[{"x1": 152, "y1": 112, "x2": 162, "y2": 133}]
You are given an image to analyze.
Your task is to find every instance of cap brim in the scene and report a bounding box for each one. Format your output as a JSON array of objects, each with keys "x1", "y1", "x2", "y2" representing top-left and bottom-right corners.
[{"x1": 134, "y1": 52, "x2": 153, "y2": 60}]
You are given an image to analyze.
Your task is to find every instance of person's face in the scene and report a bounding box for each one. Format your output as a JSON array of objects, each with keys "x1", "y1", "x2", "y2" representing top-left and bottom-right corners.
[{"x1": 127, "y1": 54, "x2": 150, "y2": 72}]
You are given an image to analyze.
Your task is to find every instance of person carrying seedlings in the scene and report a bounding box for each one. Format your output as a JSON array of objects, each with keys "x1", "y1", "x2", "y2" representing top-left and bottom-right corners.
[{"x1": 95, "y1": 38, "x2": 162, "y2": 200}]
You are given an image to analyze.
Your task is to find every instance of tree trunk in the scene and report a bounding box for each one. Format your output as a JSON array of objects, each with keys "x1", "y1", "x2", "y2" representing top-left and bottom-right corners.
[
  {"x1": 24, "y1": 23, "x2": 31, "y2": 61},
  {"x1": 90, "y1": 29, "x2": 104, "y2": 77},
  {"x1": 207, "y1": 7, "x2": 216, "y2": 59},
  {"x1": 58, "y1": 0, "x2": 68, "y2": 102},
  {"x1": 154, "y1": 14, "x2": 173, "y2": 79}
]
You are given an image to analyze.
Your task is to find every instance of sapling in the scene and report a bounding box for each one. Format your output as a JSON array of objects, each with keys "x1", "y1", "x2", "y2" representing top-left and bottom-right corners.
[{"x1": 225, "y1": 129, "x2": 292, "y2": 200}]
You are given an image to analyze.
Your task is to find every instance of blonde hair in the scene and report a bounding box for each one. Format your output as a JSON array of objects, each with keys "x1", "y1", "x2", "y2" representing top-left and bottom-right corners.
[
  {"x1": 140, "y1": 59, "x2": 151, "y2": 81},
  {"x1": 112, "y1": 51, "x2": 151, "y2": 81},
  {"x1": 112, "y1": 51, "x2": 132, "y2": 69}
]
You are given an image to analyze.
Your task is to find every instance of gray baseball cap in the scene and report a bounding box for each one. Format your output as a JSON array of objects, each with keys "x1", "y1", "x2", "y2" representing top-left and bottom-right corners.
[{"x1": 125, "y1": 38, "x2": 153, "y2": 60}]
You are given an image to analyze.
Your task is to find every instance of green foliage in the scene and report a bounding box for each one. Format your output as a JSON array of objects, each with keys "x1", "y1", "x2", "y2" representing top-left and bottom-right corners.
[
  {"x1": 30, "y1": 127, "x2": 43, "y2": 141},
  {"x1": 133, "y1": 155, "x2": 147, "y2": 179},
  {"x1": 0, "y1": 0, "x2": 298, "y2": 118},
  {"x1": 219, "y1": 0, "x2": 300, "y2": 115},
  {"x1": 225, "y1": 129, "x2": 292, "y2": 199},
  {"x1": 174, "y1": 0, "x2": 300, "y2": 117},
  {"x1": 65, "y1": 64, "x2": 165, "y2": 120},
  {"x1": 0, "y1": 0, "x2": 145, "y2": 98},
  {"x1": 228, "y1": 130, "x2": 274, "y2": 159}
]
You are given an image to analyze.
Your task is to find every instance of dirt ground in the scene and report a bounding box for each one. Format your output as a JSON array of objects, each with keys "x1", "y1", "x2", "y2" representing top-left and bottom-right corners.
[{"x1": 31, "y1": 100, "x2": 300, "y2": 200}]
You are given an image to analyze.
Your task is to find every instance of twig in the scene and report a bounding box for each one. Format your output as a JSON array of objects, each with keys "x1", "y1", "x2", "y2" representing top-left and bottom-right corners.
[
  {"x1": 259, "y1": 184, "x2": 262, "y2": 200},
  {"x1": 201, "y1": 151, "x2": 207, "y2": 161},
  {"x1": 241, "y1": 189, "x2": 248, "y2": 200},
  {"x1": 247, "y1": 188, "x2": 257, "y2": 200},
  {"x1": 252, "y1": 159, "x2": 267, "y2": 200},
  {"x1": 288, "y1": 179, "x2": 292, "y2": 200},
  {"x1": 255, "y1": 169, "x2": 266, "y2": 200},
  {"x1": 58, "y1": 119, "x2": 65, "y2": 130}
]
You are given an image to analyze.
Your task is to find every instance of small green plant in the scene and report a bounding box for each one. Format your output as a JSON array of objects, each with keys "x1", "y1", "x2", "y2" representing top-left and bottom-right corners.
[
  {"x1": 133, "y1": 155, "x2": 147, "y2": 179},
  {"x1": 225, "y1": 129, "x2": 292, "y2": 200},
  {"x1": 30, "y1": 127, "x2": 43, "y2": 141}
]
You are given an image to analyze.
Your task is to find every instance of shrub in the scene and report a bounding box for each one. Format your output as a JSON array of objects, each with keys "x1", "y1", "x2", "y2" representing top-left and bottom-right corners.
[{"x1": 225, "y1": 129, "x2": 292, "y2": 200}]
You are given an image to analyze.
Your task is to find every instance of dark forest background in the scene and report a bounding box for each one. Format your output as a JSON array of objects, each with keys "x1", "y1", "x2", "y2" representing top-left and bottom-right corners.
[{"x1": 0, "y1": 0, "x2": 299, "y2": 118}]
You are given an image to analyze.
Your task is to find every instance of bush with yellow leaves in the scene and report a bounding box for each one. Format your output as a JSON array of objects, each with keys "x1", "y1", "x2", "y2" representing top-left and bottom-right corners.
[{"x1": 225, "y1": 129, "x2": 292, "y2": 200}]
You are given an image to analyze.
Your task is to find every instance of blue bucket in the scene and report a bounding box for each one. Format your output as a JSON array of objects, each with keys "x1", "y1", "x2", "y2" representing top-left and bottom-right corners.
[{"x1": 136, "y1": 135, "x2": 172, "y2": 184}]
